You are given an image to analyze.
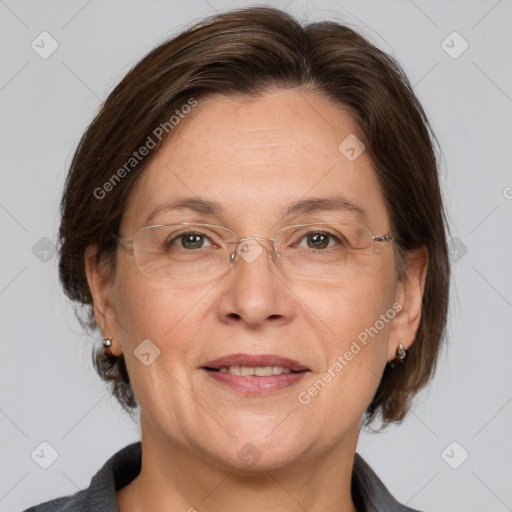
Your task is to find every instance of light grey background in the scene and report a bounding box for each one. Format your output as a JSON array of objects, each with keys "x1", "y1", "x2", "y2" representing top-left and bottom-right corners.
[{"x1": 1, "y1": 1, "x2": 511, "y2": 511}]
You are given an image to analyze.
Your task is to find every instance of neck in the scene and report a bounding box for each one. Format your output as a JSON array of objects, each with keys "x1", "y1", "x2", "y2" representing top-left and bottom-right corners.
[{"x1": 117, "y1": 417, "x2": 360, "y2": 512}]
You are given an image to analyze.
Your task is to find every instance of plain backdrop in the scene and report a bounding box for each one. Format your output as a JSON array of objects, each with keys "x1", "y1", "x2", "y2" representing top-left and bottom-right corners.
[{"x1": 1, "y1": 1, "x2": 511, "y2": 511}]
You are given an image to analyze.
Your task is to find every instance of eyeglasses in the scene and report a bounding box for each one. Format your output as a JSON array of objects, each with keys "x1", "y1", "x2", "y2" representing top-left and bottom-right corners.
[{"x1": 114, "y1": 222, "x2": 394, "y2": 281}]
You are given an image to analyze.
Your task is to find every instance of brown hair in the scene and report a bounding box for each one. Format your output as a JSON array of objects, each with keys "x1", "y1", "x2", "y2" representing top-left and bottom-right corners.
[{"x1": 58, "y1": 6, "x2": 450, "y2": 426}]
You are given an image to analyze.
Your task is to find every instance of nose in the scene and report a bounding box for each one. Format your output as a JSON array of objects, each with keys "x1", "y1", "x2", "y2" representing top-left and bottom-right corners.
[{"x1": 216, "y1": 237, "x2": 295, "y2": 329}]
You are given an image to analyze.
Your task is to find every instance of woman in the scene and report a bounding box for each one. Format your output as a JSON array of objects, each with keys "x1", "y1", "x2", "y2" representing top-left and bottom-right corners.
[{"x1": 25, "y1": 6, "x2": 449, "y2": 512}]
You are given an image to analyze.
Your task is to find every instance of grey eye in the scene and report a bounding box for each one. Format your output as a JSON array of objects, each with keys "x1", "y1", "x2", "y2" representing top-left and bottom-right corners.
[
  {"x1": 166, "y1": 231, "x2": 213, "y2": 250},
  {"x1": 180, "y1": 233, "x2": 205, "y2": 249}
]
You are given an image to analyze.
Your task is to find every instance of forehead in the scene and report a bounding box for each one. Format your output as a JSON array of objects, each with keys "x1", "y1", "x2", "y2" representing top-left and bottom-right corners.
[{"x1": 122, "y1": 89, "x2": 389, "y2": 232}]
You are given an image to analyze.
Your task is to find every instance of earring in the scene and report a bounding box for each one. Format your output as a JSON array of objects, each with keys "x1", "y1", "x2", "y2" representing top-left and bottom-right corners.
[
  {"x1": 103, "y1": 338, "x2": 113, "y2": 353},
  {"x1": 389, "y1": 343, "x2": 408, "y2": 368}
]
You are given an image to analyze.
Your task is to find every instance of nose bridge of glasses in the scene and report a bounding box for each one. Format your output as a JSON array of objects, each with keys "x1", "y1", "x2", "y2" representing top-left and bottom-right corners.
[{"x1": 228, "y1": 236, "x2": 280, "y2": 265}]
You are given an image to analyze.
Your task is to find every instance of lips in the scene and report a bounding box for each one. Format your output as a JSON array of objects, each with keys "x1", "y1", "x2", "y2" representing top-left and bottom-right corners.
[
  {"x1": 201, "y1": 353, "x2": 310, "y2": 394},
  {"x1": 202, "y1": 353, "x2": 309, "y2": 372}
]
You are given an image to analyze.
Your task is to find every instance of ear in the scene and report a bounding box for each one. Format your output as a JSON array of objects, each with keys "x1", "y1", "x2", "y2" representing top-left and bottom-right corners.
[
  {"x1": 84, "y1": 245, "x2": 122, "y2": 356},
  {"x1": 387, "y1": 247, "x2": 428, "y2": 362}
]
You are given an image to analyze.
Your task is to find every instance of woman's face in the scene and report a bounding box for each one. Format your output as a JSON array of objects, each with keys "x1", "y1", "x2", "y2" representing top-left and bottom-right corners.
[{"x1": 88, "y1": 89, "x2": 423, "y2": 470}]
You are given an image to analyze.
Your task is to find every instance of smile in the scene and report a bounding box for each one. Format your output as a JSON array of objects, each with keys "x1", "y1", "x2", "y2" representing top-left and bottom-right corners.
[
  {"x1": 202, "y1": 368, "x2": 309, "y2": 393},
  {"x1": 216, "y1": 365, "x2": 293, "y2": 376}
]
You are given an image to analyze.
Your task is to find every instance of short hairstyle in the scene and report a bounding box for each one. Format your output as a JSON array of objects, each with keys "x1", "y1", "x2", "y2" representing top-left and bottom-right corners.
[{"x1": 58, "y1": 6, "x2": 450, "y2": 426}]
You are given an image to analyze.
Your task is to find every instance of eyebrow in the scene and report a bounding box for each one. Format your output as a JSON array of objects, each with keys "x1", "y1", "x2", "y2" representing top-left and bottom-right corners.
[
  {"x1": 144, "y1": 197, "x2": 224, "y2": 225},
  {"x1": 143, "y1": 195, "x2": 366, "y2": 225},
  {"x1": 282, "y1": 196, "x2": 366, "y2": 219}
]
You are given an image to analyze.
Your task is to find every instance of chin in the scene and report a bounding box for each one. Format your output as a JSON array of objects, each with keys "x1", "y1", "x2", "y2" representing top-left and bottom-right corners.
[{"x1": 201, "y1": 428, "x2": 311, "y2": 473}]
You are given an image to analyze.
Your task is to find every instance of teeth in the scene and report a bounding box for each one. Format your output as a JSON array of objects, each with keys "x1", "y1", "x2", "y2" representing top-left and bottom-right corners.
[{"x1": 218, "y1": 366, "x2": 292, "y2": 376}]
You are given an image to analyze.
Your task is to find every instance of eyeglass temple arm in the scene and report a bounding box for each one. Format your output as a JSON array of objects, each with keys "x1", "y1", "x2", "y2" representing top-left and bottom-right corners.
[{"x1": 374, "y1": 234, "x2": 393, "y2": 243}]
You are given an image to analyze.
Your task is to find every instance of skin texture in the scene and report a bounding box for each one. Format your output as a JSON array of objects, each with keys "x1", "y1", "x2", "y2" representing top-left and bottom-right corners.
[{"x1": 85, "y1": 89, "x2": 427, "y2": 512}]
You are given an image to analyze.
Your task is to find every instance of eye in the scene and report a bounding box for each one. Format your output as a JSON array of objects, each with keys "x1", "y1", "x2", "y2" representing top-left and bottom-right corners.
[
  {"x1": 165, "y1": 231, "x2": 215, "y2": 250},
  {"x1": 296, "y1": 231, "x2": 343, "y2": 250}
]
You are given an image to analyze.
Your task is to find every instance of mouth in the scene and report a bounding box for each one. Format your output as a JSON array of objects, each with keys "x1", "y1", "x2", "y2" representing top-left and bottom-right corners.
[
  {"x1": 204, "y1": 366, "x2": 302, "y2": 376},
  {"x1": 202, "y1": 353, "x2": 309, "y2": 372},
  {"x1": 201, "y1": 353, "x2": 310, "y2": 394}
]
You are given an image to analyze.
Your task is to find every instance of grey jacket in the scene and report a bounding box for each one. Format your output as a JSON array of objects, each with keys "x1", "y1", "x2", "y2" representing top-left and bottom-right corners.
[{"x1": 22, "y1": 442, "x2": 421, "y2": 511}]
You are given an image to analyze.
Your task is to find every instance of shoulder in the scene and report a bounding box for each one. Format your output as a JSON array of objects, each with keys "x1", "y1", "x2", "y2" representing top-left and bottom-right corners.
[
  {"x1": 21, "y1": 442, "x2": 142, "y2": 512},
  {"x1": 352, "y1": 452, "x2": 423, "y2": 512}
]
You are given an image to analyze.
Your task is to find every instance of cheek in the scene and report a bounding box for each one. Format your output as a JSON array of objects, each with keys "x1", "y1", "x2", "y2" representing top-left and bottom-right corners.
[
  {"x1": 299, "y1": 256, "x2": 398, "y2": 349},
  {"x1": 113, "y1": 256, "x2": 206, "y2": 341},
  {"x1": 111, "y1": 272, "x2": 214, "y2": 424},
  {"x1": 294, "y1": 270, "x2": 398, "y2": 425},
  {"x1": 112, "y1": 266, "x2": 211, "y2": 380}
]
